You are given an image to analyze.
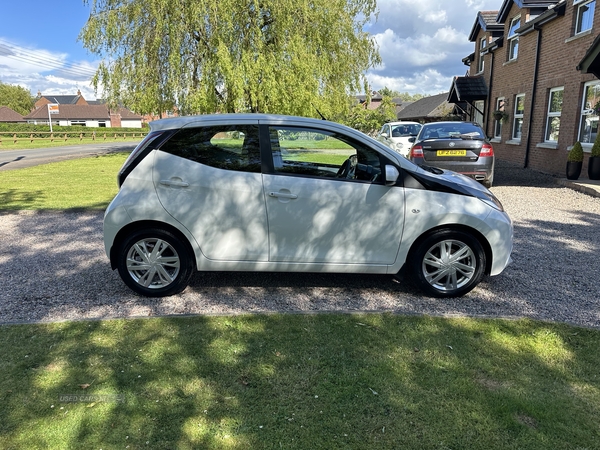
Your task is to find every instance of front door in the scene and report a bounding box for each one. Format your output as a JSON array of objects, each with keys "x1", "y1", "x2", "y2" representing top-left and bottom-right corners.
[{"x1": 263, "y1": 126, "x2": 405, "y2": 265}]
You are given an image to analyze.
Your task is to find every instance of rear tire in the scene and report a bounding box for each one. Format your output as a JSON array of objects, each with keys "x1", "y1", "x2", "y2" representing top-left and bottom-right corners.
[
  {"x1": 117, "y1": 228, "x2": 194, "y2": 297},
  {"x1": 409, "y1": 229, "x2": 485, "y2": 298}
]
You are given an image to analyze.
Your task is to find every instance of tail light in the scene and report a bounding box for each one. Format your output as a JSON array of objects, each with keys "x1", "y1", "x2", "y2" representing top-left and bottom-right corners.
[
  {"x1": 480, "y1": 143, "x2": 494, "y2": 157},
  {"x1": 410, "y1": 145, "x2": 424, "y2": 158}
]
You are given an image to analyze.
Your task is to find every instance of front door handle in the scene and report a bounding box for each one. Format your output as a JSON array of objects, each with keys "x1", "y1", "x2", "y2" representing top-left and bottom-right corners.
[{"x1": 269, "y1": 191, "x2": 298, "y2": 199}]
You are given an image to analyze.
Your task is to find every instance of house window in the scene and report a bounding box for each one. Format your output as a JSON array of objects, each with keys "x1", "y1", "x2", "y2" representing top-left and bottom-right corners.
[
  {"x1": 478, "y1": 37, "x2": 486, "y2": 73},
  {"x1": 494, "y1": 97, "x2": 505, "y2": 139},
  {"x1": 575, "y1": 0, "x2": 596, "y2": 34},
  {"x1": 579, "y1": 81, "x2": 600, "y2": 143},
  {"x1": 513, "y1": 94, "x2": 525, "y2": 140},
  {"x1": 473, "y1": 100, "x2": 484, "y2": 126},
  {"x1": 508, "y1": 16, "x2": 520, "y2": 60},
  {"x1": 545, "y1": 87, "x2": 564, "y2": 142}
]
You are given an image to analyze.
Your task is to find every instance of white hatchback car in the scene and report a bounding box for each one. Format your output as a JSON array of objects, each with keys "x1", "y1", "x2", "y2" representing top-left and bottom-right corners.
[
  {"x1": 104, "y1": 114, "x2": 512, "y2": 298},
  {"x1": 376, "y1": 121, "x2": 422, "y2": 157}
]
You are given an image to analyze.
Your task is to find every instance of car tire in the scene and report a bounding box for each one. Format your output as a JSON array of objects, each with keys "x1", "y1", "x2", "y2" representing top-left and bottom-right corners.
[
  {"x1": 409, "y1": 229, "x2": 486, "y2": 298},
  {"x1": 483, "y1": 180, "x2": 493, "y2": 188},
  {"x1": 117, "y1": 228, "x2": 194, "y2": 297}
]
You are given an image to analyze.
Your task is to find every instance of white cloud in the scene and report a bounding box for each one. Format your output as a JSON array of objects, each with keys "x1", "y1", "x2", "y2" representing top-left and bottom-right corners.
[{"x1": 367, "y1": 0, "x2": 500, "y2": 94}]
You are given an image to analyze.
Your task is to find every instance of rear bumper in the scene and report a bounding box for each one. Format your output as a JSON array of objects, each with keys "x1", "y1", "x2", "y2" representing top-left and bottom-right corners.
[{"x1": 411, "y1": 158, "x2": 494, "y2": 182}]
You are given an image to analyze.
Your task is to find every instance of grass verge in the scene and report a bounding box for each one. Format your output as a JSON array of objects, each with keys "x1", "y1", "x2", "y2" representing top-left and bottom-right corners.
[
  {"x1": 0, "y1": 153, "x2": 128, "y2": 210},
  {"x1": 0, "y1": 314, "x2": 598, "y2": 449}
]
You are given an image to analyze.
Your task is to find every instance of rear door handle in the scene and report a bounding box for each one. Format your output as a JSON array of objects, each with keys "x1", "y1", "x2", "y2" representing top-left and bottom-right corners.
[{"x1": 159, "y1": 179, "x2": 190, "y2": 188}]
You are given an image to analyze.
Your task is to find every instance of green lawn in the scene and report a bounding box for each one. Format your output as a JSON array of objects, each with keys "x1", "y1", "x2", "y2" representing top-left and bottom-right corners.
[
  {"x1": 0, "y1": 315, "x2": 598, "y2": 449},
  {"x1": 0, "y1": 153, "x2": 128, "y2": 210}
]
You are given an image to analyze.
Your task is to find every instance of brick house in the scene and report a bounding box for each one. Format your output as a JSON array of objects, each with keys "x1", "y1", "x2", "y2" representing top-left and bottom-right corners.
[{"x1": 452, "y1": 0, "x2": 600, "y2": 177}]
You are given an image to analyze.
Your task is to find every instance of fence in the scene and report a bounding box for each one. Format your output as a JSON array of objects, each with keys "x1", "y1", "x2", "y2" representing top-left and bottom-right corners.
[{"x1": 0, "y1": 131, "x2": 147, "y2": 146}]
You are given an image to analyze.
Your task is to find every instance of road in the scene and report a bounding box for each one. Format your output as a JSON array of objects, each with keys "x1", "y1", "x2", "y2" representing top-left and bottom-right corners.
[{"x1": 0, "y1": 141, "x2": 138, "y2": 171}]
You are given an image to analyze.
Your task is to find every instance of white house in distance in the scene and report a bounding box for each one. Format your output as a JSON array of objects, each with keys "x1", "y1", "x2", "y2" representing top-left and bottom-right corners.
[{"x1": 25, "y1": 91, "x2": 143, "y2": 128}]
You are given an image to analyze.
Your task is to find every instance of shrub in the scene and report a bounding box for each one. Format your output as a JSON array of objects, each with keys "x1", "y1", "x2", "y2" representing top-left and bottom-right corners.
[
  {"x1": 568, "y1": 142, "x2": 584, "y2": 162},
  {"x1": 591, "y1": 133, "x2": 600, "y2": 157}
]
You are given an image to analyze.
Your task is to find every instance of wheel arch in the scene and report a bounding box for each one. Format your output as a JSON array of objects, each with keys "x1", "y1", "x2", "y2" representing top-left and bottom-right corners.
[
  {"x1": 109, "y1": 220, "x2": 197, "y2": 271},
  {"x1": 405, "y1": 224, "x2": 493, "y2": 275}
]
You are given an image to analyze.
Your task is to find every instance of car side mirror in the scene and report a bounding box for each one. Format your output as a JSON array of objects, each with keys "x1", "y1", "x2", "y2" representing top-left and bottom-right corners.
[
  {"x1": 408, "y1": 137, "x2": 416, "y2": 143},
  {"x1": 385, "y1": 165, "x2": 400, "y2": 186},
  {"x1": 380, "y1": 132, "x2": 389, "y2": 139}
]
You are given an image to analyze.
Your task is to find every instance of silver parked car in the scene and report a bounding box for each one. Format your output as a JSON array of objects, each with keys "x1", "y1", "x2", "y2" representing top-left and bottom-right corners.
[
  {"x1": 409, "y1": 121, "x2": 495, "y2": 188},
  {"x1": 104, "y1": 114, "x2": 512, "y2": 298}
]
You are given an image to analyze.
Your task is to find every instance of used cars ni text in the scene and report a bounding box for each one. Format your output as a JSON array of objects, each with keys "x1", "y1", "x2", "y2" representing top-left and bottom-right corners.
[
  {"x1": 104, "y1": 114, "x2": 512, "y2": 298},
  {"x1": 409, "y1": 121, "x2": 495, "y2": 188}
]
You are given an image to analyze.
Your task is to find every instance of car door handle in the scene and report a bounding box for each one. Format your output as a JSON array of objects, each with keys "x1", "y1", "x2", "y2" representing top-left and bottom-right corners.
[
  {"x1": 269, "y1": 192, "x2": 298, "y2": 199},
  {"x1": 159, "y1": 179, "x2": 189, "y2": 188}
]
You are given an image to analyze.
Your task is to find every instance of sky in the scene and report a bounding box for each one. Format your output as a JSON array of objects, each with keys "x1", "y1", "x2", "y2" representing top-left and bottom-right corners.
[{"x1": 0, "y1": 0, "x2": 501, "y2": 102}]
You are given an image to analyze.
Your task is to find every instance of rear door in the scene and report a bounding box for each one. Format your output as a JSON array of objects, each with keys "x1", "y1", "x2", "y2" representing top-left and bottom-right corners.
[{"x1": 153, "y1": 121, "x2": 269, "y2": 262}]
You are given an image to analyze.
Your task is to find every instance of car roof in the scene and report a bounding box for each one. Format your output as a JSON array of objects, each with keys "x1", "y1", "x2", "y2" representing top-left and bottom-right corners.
[{"x1": 149, "y1": 113, "x2": 339, "y2": 131}]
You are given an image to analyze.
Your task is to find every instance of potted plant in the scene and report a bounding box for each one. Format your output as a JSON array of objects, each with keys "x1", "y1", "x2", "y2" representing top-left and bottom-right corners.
[
  {"x1": 567, "y1": 142, "x2": 584, "y2": 180},
  {"x1": 588, "y1": 132, "x2": 600, "y2": 180},
  {"x1": 492, "y1": 110, "x2": 509, "y2": 123}
]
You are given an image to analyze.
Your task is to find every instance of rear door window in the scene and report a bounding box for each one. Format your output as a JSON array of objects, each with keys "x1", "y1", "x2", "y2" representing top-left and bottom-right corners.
[{"x1": 159, "y1": 125, "x2": 261, "y2": 173}]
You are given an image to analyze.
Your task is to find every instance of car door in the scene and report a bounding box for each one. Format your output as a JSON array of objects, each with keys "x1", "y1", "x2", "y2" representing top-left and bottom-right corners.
[
  {"x1": 153, "y1": 122, "x2": 269, "y2": 261},
  {"x1": 262, "y1": 125, "x2": 406, "y2": 265}
]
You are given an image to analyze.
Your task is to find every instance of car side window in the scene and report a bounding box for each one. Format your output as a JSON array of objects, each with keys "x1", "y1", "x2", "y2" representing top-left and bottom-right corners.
[
  {"x1": 158, "y1": 125, "x2": 261, "y2": 173},
  {"x1": 269, "y1": 126, "x2": 382, "y2": 183}
]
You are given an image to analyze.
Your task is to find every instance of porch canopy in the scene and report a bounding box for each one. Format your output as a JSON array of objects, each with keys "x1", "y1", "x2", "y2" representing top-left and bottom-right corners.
[
  {"x1": 448, "y1": 76, "x2": 488, "y2": 117},
  {"x1": 577, "y1": 34, "x2": 600, "y2": 78}
]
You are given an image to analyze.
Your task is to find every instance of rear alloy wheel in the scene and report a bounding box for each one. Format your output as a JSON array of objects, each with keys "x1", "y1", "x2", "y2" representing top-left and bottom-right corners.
[
  {"x1": 117, "y1": 228, "x2": 194, "y2": 297},
  {"x1": 410, "y1": 230, "x2": 486, "y2": 298}
]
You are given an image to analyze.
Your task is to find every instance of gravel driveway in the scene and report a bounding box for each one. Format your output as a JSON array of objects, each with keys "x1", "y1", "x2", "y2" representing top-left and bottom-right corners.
[{"x1": 1, "y1": 160, "x2": 599, "y2": 327}]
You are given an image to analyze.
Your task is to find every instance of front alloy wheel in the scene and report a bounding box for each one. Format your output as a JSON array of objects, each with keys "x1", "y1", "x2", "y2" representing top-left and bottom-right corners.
[
  {"x1": 117, "y1": 228, "x2": 194, "y2": 297},
  {"x1": 411, "y1": 230, "x2": 485, "y2": 297}
]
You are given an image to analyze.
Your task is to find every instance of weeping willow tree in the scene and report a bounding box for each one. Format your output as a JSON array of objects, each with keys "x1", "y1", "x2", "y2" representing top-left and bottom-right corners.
[{"x1": 80, "y1": 0, "x2": 380, "y2": 118}]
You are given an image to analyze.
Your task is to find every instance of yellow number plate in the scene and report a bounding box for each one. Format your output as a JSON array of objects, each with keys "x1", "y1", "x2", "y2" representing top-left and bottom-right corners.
[{"x1": 437, "y1": 150, "x2": 466, "y2": 156}]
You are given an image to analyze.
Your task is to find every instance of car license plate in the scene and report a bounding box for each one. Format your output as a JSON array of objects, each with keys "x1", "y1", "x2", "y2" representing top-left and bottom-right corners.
[{"x1": 437, "y1": 150, "x2": 466, "y2": 156}]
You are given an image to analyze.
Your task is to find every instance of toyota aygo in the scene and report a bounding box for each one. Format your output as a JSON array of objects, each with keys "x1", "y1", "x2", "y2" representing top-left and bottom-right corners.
[{"x1": 104, "y1": 114, "x2": 513, "y2": 298}]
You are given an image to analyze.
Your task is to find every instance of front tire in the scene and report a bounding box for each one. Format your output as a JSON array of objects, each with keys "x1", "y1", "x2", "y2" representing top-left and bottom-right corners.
[
  {"x1": 117, "y1": 228, "x2": 194, "y2": 297},
  {"x1": 410, "y1": 229, "x2": 486, "y2": 298}
]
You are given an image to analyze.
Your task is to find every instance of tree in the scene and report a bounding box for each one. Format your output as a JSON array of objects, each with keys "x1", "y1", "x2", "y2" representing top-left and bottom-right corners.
[
  {"x1": 346, "y1": 95, "x2": 397, "y2": 136},
  {"x1": 0, "y1": 81, "x2": 34, "y2": 115},
  {"x1": 80, "y1": 0, "x2": 380, "y2": 118}
]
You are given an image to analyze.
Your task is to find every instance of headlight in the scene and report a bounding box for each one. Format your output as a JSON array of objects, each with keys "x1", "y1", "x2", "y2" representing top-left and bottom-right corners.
[{"x1": 478, "y1": 192, "x2": 504, "y2": 211}]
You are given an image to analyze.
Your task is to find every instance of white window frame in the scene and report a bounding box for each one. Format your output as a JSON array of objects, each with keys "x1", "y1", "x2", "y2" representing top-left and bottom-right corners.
[
  {"x1": 578, "y1": 80, "x2": 600, "y2": 144},
  {"x1": 478, "y1": 37, "x2": 486, "y2": 73},
  {"x1": 508, "y1": 16, "x2": 521, "y2": 60},
  {"x1": 473, "y1": 100, "x2": 485, "y2": 127},
  {"x1": 513, "y1": 94, "x2": 525, "y2": 140},
  {"x1": 575, "y1": 0, "x2": 596, "y2": 34},
  {"x1": 545, "y1": 87, "x2": 564, "y2": 142},
  {"x1": 494, "y1": 97, "x2": 505, "y2": 139}
]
